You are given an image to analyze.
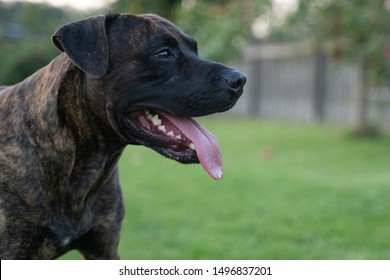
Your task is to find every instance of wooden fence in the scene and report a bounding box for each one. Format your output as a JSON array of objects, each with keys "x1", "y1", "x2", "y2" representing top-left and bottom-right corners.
[{"x1": 231, "y1": 41, "x2": 390, "y2": 127}]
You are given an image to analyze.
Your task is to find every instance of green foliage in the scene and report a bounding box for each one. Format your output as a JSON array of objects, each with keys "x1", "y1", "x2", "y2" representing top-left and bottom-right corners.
[
  {"x1": 0, "y1": 40, "x2": 57, "y2": 85},
  {"x1": 113, "y1": 0, "x2": 270, "y2": 62},
  {"x1": 0, "y1": 0, "x2": 268, "y2": 85},
  {"x1": 173, "y1": 0, "x2": 270, "y2": 62},
  {"x1": 111, "y1": 0, "x2": 271, "y2": 63},
  {"x1": 61, "y1": 119, "x2": 390, "y2": 259},
  {"x1": 112, "y1": 0, "x2": 181, "y2": 19},
  {"x1": 0, "y1": 2, "x2": 85, "y2": 85},
  {"x1": 270, "y1": 0, "x2": 390, "y2": 85}
]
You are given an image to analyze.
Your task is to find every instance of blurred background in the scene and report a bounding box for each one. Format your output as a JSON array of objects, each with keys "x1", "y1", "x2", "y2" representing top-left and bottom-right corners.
[{"x1": 1, "y1": 0, "x2": 390, "y2": 259}]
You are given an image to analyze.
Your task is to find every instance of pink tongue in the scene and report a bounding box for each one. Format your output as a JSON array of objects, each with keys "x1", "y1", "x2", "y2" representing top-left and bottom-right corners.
[{"x1": 160, "y1": 113, "x2": 223, "y2": 180}]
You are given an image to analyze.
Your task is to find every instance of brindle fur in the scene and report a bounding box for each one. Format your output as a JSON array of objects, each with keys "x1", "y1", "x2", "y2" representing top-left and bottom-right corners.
[{"x1": 0, "y1": 13, "x2": 245, "y2": 259}]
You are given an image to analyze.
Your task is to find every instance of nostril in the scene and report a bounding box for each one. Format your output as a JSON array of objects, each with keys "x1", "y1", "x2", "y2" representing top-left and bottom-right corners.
[{"x1": 223, "y1": 70, "x2": 247, "y2": 91}]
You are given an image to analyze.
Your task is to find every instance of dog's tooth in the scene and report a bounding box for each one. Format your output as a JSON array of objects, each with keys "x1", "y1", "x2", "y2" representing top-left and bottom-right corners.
[
  {"x1": 175, "y1": 135, "x2": 182, "y2": 140},
  {"x1": 154, "y1": 119, "x2": 162, "y2": 126},
  {"x1": 167, "y1": 131, "x2": 175, "y2": 137},
  {"x1": 151, "y1": 115, "x2": 161, "y2": 126},
  {"x1": 158, "y1": 125, "x2": 167, "y2": 132},
  {"x1": 189, "y1": 143, "x2": 196, "y2": 151}
]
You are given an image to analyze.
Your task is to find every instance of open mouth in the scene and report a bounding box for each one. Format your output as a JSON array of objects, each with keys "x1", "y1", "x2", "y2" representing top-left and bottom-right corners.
[{"x1": 124, "y1": 109, "x2": 223, "y2": 180}]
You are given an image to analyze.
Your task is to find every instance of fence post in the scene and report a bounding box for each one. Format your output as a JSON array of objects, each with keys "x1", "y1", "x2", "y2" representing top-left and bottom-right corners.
[
  {"x1": 313, "y1": 51, "x2": 327, "y2": 122},
  {"x1": 248, "y1": 59, "x2": 261, "y2": 116},
  {"x1": 356, "y1": 57, "x2": 369, "y2": 130}
]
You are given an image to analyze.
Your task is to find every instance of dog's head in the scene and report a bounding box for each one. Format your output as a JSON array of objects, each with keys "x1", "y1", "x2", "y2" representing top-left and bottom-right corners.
[{"x1": 52, "y1": 13, "x2": 246, "y2": 179}]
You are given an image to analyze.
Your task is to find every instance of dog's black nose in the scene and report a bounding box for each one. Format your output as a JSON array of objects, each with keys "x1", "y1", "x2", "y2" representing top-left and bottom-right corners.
[{"x1": 223, "y1": 70, "x2": 247, "y2": 92}]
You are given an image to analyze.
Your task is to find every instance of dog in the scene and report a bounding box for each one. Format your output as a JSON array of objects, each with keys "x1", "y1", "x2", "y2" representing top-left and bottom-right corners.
[{"x1": 0, "y1": 13, "x2": 246, "y2": 259}]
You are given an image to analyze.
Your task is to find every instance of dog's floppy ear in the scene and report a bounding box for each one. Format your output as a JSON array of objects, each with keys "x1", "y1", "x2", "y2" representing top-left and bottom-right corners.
[{"x1": 52, "y1": 15, "x2": 109, "y2": 78}]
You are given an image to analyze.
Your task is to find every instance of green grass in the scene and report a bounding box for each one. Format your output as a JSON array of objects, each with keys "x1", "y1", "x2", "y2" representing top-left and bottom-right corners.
[{"x1": 61, "y1": 118, "x2": 390, "y2": 260}]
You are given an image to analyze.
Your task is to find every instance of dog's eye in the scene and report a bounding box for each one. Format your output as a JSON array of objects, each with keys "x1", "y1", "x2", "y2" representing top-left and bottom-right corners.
[{"x1": 154, "y1": 49, "x2": 175, "y2": 59}]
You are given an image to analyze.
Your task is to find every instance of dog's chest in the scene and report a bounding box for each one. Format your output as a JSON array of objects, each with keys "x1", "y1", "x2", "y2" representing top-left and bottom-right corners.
[
  {"x1": 14, "y1": 205, "x2": 97, "y2": 259},
  {"x1": 49, "y1": 210, "x2": 94, "y2": 242}
]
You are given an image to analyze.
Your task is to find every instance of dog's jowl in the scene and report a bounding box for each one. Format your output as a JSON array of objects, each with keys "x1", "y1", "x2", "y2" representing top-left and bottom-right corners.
[{"x1": 0, "y1": 13, "x2": 246, "y2": 259}]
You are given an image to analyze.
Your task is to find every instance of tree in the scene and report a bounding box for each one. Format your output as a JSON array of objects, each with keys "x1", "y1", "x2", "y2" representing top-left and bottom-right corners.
[
  {"x1": 111, "y1": 0, "x2": 271, "y2": 63},
  {"x1": 270, "y1": 0, "x2": 390, "y2": 132},
  {"x1": 111, "y1": 0, "x2": 181, "y2": 19},
  {"x1": 270, "y1": 0, "x2": 390, "y2": 85},
  {"x1": 173, "y1": 0, "x2": 270, "y2": 63},
  {"x1": 0, "y1": 2, "x2": 83, "y2": 85}
]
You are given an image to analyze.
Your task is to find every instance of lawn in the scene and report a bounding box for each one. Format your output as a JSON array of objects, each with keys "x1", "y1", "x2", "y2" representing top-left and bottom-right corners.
[{"x1": 61, "y1": 118, "x2": 390, "y2": 259}]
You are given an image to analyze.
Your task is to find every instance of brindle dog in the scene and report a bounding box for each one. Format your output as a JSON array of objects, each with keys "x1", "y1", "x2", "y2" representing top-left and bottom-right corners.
[{"x1": 0, "y1": 13, "x2": 246, "y2": 259}]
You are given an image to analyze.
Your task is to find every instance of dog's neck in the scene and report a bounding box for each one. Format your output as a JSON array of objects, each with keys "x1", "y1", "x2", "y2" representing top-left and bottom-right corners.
[
  {"x1": 17, "y1": 54, "x2": 125, "y2": 217},
  {"x1": 55, "y1": 55, "x2": 120, "y2": 144},
  {"x1": 55, "y1": 55, "x2": 126, "y2": 214}
]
